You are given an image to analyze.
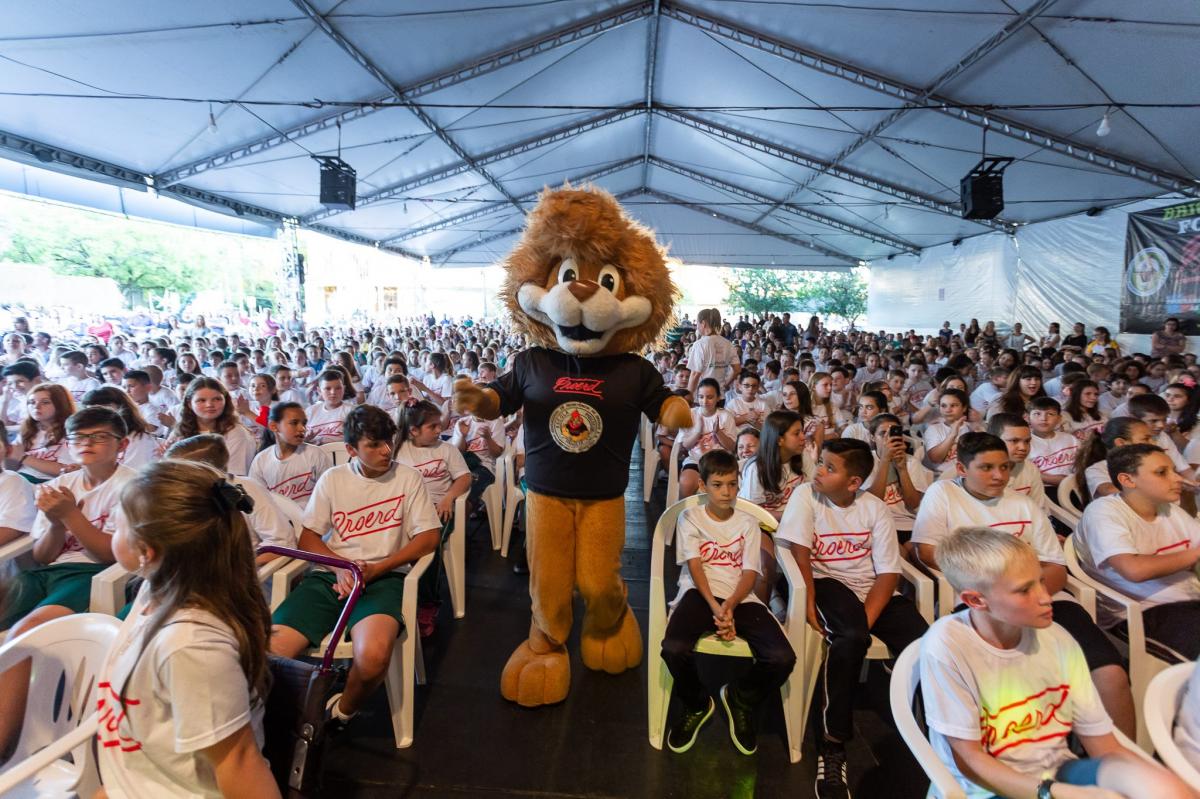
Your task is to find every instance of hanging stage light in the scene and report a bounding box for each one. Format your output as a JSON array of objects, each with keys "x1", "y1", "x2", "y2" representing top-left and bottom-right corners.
[{"x1": 314, "y1": 155, "x2": 356, "y2": 210}]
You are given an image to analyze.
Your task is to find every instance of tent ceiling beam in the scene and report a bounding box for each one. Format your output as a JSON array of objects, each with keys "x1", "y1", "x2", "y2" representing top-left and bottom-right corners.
[
  {"x1": 302, "y1": 106, "x2": 644, "y2": 224},
  {"x1": 662, "y1": 2, "x2": 1200, "y2": 198},
  {"x1": 382, "y1": 157, "x2": 643, "y2": 244},
  {"x1": 648, "y1": 156, "x2": 920, "y2": 255},
  {"x1": 640, "y1": 0, "x2": 662, "y2": 186},
  {"x1": 289, "y1": 0, "x2": 526, "y2": 217},
  {"x1": 0, "y1": 128, "x2": 424, "y2": 257},
  {"x1": 755, "y1": 0, "x2": 1059, "y2": 224},
  {"x1": 656, "y1": 108, "x2": 1010, "y2": 232},
  {"x1": 642, "y1": 188, "x2": 859, "y2": 266},
  {"x1": 154, "y1": 1, "x2": 654, "y2": 187},
  {"x1": 432, "y1": 188, "x2": 643, "y2": 265}
]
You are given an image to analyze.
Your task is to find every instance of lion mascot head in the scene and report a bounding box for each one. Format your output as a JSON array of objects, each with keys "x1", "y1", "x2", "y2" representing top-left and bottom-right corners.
[{"x1": 501, "y1": 185, "x2": 677, "y2": 357}]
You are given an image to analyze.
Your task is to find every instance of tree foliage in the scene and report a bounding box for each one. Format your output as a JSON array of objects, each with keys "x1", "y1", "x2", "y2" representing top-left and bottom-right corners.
[
  {"x1": 723, "y1": 269, "x2": 806, "y2": 316},
  {"x1": 795, "y1": 270, "x2": 869, "y2": 327}
]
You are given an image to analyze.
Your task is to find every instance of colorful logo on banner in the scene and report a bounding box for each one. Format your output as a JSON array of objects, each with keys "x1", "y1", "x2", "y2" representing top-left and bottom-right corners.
[{"x1": 1125, "y1": 247, "x2": 1169, "y2": 297}]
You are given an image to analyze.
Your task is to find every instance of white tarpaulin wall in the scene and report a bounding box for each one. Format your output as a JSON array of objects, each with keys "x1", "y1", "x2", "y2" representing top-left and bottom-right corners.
[{"x1": 867, "y1": 197, "x2": 1198, "y2": 353}]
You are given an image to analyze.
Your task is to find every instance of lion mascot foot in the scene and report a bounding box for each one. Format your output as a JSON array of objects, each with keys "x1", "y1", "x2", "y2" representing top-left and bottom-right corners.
[
  {"x1": 500, "y1": 627, "x2": 570, "y2": 707},
  {"x1": 580, "y1": 605, "x2": 643, "y2": 674}
]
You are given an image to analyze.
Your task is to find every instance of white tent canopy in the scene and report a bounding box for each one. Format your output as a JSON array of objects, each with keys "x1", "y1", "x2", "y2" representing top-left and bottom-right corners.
[{"x1": 1, "y1": 1, "x2": 1196, "y2": 274}]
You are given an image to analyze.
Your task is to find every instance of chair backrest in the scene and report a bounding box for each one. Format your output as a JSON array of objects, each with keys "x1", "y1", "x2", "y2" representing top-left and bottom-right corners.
[
  {"x1": 320, "y1": 441, "x2": 350, "y2": 466},
  {"x1": 0, "y1": 614, "x2": 120, "y2": 769},
  {"x1": 270, "y1": 492, "x2": 306, "y2": 535},
  {"x1": 665, "y1": 436, "x2": 684, "y2": 507},
  {"x1": 888, "y1": 641, "x2": 968, "y2": 799},
  {"x1": 1145, "y1": 662, "x2": 1200, "y2": 790},
  {"x1": 1057, "y1": 474, "x2": 1083, "y2": 517}
]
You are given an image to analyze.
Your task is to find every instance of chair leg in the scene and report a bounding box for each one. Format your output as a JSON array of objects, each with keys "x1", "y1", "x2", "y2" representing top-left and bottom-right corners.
[
  {"x1": 642, "y1": 446, "x2": 656, "y2": 503},
  {"x1": 484, "y1": 484, "x2": 502, "y2": 550},
  {"x1": 501, "y1": 493, "x2": 519, "y2": 558},
  {"x1": 415, "y1": 632, "x2": 427, "y2": 687},
  {"x1": 646, "y1": 645, "x2": 673, "y2": 750},
  {"x1": 384, "y1": 634, "x2": 416, "y2": 748},
  {"x1": 445, "y1": 517, "x2": 466, "y2": 619}
]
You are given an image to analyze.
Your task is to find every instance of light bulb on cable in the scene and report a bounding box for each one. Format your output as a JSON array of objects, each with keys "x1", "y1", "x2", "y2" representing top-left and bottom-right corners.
[
  {"x1": 208, "y1": 102, "x2": 218, "y2": 134},
  {"x1": 1096, "y1": 109, "x2": 1112, "y2": 138}
]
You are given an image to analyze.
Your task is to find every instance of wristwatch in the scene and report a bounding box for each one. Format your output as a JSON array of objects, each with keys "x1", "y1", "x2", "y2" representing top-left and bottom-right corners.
[{"x1": 1037, "y1": 778, "x2": 1055, "y2": 799}]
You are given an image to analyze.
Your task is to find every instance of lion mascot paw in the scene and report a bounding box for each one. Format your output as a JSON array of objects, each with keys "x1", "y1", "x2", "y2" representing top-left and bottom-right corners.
[{"x1": 457, "y1": 184, "x2": 686, "y2": 707}]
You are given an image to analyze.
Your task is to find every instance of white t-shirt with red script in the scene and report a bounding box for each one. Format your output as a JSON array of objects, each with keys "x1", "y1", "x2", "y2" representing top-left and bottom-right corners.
[
  {"x1": 97, "y1": 582, "x2": 262, "y2": 799},
  {"x1": 867, "y1": 454, "x2": 934, "y2": 531},
  {"x1": 673, "y1": 505, "x2": 763, "y2": 606},
  {"x1": 775, "y1": 483, "x2": 902, "y2": 601},
  {"x1": 0, "y1": 470, "x2": 35, "y2": 534},
  {"x1": 394, "y1": 440, "x2": 470, "y2": 507},
  {"x1": 1029, "y1": 432, "x2": 1078, "y2": 478},
  {"x1": 921, "y1": 610, "x2": 1112, "y2": 799},
  {"x1": 449, "y1": 416, "x2": 505, "y2": 476},
  {"x1": 739, "y1": 457, "x2": 812, "y2": 520},
  {"x1": 303, "y1": 461, "x2": 440, "y2": 572},
  {"x1": 249, "y1": 444, "x2": 332, "y2": 504},
  {"x1": 682, "y1": 408, "x2": 738, "y2": 463},
  {"x1": 304, "y1": 401, "x2": 352, "y2": 446},
  {"x1": 31, "y1": 465, "x2": 136, "y2": 565}
]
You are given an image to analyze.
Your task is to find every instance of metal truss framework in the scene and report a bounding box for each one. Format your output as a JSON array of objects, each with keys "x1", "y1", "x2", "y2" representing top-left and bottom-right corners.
[
  {"x1": 154, "y1": 1, "x2": 655, "y2": 187},
  {"x1": 753, "y1": 0, "x2": 1059, "y2": 224},
  {"x1": 640, "y1": 1, "x2": 662, "y2": 186},
  {"x1": 648, "y1": 157, "x2": 920, "y2": 254},
  {"x1": 661, "y1": 2, "x2": 1200, "y2": 198},
  {"x1": 383, "y1": 157, "x2": 643, "y2": 244},
  {"x1": 642, "y1": 188, "x2": 859, "y2": 266},
  {"x1": 302, "y1": 106, "x2": 644, "y2": 224},
  {"x1": 655, "y1": 108, "x2": 1010, "y2": 232},
  {"x1": 289, "y1": 0, "x2": 525, "y2": 216}
]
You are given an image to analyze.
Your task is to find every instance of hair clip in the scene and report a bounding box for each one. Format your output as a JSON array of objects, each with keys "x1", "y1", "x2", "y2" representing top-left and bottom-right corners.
[
  {"x1": 211, "y1": 479, "x2": 254, "y2": 515},
  {"x1": 404, "y1": 397, "x2": 420, "y2": 408}
]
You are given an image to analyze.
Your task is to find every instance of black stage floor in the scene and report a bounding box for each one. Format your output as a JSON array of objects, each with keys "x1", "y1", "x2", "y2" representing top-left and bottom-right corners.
[{"x1": 323, "y1": 457, "x2": 929, "y2": 798}]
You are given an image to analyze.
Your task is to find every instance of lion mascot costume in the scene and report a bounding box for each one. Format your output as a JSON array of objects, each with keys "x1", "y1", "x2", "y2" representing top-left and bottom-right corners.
[{"x1": 454, "y1": 185, "x2": 692, "y2": 707}]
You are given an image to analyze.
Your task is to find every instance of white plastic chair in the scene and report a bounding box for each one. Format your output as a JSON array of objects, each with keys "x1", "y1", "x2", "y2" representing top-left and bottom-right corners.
[
  {"x1": 1064, "y1": 535, "x2": 1172, "y2": 751},
  {"x1": 647, "y1": 495, "x2": 821, "y2": 763},
  {"x1": 0, "y1": 613, "x2": 120, "y2": 798},
  {"x1": 0, "y1": 535, "x2": 34, "y2": 568},
  {"x1": 443, "y1": 494, "x2": 467, "y2": 619},
  {"x1": 281, "y1": 551, "x2": 435, "y2": 749},
  {"x1": 641, "y1": 415, "x2": 657, "y2": 503},
  {"x1": 499, "y1": 450, "x2": 525, "y2": 558},
  {"x1": 890, "y1": 639, "x2": 1156, "y2": 799},
  {"x1": 481, "y1": 446, "x2": 506, "y2": 551},
  {"x1": 1055, "y1": 474, "x2": 1084, "y2": 526},
  {"x1": 664, "y1": 436, "x2": 684, "y2": 513},
  {"x1": 1145, "y1": 662, "x2": 1200, "y2": 791},
  {"x1": 319, "y1": 441, "x2": 350, "y2": 466}
]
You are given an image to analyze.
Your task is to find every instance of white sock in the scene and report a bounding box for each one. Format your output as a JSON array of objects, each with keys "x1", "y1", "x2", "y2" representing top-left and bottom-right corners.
[{"x1": 328, "y1": 695, "x2": 356, "y2": 721}]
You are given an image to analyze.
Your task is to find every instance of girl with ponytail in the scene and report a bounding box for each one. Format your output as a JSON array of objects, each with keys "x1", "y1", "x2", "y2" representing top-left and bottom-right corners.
[{"x1": 1073, "y1": 416, "x2": 1154, "y2": 507}]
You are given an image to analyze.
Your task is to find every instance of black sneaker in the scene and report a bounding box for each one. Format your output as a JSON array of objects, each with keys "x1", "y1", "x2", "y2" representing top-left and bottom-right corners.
[
  {"x1": 719, "y1": 684, "x2": 757, "y2": 755},
  {"x1": 324, "y1": 692, "x2": 355, "y2": 739},
  {"x1": 666, "y1": 697, "x2": 714, "y2": 753},
  {"x1": 815, "y1": 739, "x2": 851, "y2": 798}
]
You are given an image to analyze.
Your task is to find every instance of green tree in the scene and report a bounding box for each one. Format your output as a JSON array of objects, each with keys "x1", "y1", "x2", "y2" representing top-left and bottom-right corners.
[
  {"x1": 723, "y1": 269, "x2": 805, "y2": 316},
  {"x1": 50, "y1": 230, "x2": 208, "y2": 301},
  {"x1": 795, "y1": 270, "x2": 869, "y2": 327}
]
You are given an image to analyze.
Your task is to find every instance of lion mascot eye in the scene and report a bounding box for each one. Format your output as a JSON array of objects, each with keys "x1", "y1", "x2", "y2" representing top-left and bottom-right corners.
[
  {"x1": 598, "y1": 265, "x2": 620, "y2": 293},
  {"x1": 557, "y1": 259, "x2": 578, "y2": 284}
]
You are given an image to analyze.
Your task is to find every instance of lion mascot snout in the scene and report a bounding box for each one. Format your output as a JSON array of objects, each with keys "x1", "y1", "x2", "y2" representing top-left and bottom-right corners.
[{"x1": 454, "y1": 185, "x2": 691, "y2": 707}]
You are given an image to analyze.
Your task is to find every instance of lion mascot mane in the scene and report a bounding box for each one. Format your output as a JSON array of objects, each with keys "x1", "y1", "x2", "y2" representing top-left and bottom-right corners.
[{"x1": 454, "y1": 185, "x2": 692, "y2": 707}]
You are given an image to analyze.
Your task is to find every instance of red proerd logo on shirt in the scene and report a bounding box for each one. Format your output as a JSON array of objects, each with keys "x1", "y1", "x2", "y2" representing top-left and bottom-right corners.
[
  {"x1": 271, "y1": 471, "x2": 316, "y2": 501},
  {"x1": 308, "y1": 420, "x2": 344, "y2": 440},
  {"x1": 96, "y1": 681, "x2": 143, "y2": 753},
  {"x1": 699, "y1": 535, "x2": 745, "y2": 568},
  {"x1": 990, "y1": 519, "x2": 1033, "y2": 539},
  {"x1": 553, "y1": 377, "x2": 605, "y2": 399},
  {"x1": 333, "y1": 495, "x2": 406, "y2": 540},
  {"x1": 813, "y1": 530, "x2": 871, "y2": 562},
  {"x1": 980, "y1": 684, "x2": 1072, "y2": 756},
  {"x1": 412, "y1": 458, "x2": 449, "y2": 482}
]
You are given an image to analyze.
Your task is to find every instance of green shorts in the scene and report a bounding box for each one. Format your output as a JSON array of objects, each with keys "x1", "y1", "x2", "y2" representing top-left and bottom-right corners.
[
  {"x1": 271, "y1": 571, "x2": 407, "y2": 648},
  {"x1": 0, "y1": 562, "x2": 107, "y2": 629}
]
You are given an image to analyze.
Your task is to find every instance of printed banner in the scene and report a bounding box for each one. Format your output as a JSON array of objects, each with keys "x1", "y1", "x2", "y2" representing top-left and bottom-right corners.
[{"x1": 1121, "y1": 200, "x2": 1200, "y2": 334}]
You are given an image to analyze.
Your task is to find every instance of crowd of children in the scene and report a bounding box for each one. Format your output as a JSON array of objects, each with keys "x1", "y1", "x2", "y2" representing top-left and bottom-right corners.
[{"x1": 0, "y1": 308, "x2": 1198, "y2": 796}]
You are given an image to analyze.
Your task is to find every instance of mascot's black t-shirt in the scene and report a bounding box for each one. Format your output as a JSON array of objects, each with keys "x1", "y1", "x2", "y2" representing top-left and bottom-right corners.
[{"x1": 490, "y1": 347, "x2": 672, "y2": 499}]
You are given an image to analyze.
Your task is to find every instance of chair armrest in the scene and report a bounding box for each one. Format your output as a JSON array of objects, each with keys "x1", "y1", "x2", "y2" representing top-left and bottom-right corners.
[
  {"x1": 1045, "y1": 501, "x2": 1079, "y2": 530},
  {"x1": 0, "y1": 713, "x2": 98, "y2": 795},
  {"x1": 1114, "y1": 727, "x2": 1156, "y2": 764},
  {"x1": 1063, "y1": 575, "x2": 1097, "y2": 622},
  {"x1": 256, "y1": 556, "x2": 292, "y2": 581},
  {"x1": 268, "y1": 557, "x2": 311, "y2": 611},
  {"x1": 90, "y1": 562, "x2": 132, "y2": 616},
  {"x1": 648, "y1": 524, "x2": 670, "y2": 650},
  {"x1": 0, "y1": 535, "x2": 33, "y2": 564},
  {"x1": 401, "y1": 551, "x2": 436, "y2": 633},
  {"x1": 898, "y1": 559, "x2": 935, "y2": 624}
]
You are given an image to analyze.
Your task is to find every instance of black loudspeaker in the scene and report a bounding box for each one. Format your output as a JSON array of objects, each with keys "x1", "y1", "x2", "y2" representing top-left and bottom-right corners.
[
  {"x1": 960, "y1": 156, "x2": 1013, "y2": 220},
  {"x1": 315, "y1": 156, "x2": 356, "y2": 210}
]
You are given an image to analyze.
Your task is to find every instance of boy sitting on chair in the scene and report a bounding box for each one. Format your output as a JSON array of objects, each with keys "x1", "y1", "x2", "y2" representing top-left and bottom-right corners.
[
  {"x1": 777, "y1": 438, "x2": 927, "y2": 799},
  {"x1": 1075, "y1": 443, "x2": 1200, "y2": 661},
  {"x1": 269, "y1": 405, "x2": 440, "y2": 733},
  {"x1": 921, "y1": 527, "x2": 1190, "y2": 799},
  {"x1": 661, "y1": 449, "x2": 795, "y2": 756}
]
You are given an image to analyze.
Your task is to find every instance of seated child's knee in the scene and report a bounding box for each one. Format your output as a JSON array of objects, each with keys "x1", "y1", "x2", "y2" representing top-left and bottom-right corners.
[{"x1": 353, "y1": 638, "x2": 394, "y2": 678}]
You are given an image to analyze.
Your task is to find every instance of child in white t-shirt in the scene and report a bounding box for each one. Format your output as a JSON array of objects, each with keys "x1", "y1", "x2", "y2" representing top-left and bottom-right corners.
[
  {"x1": 863, "y1": 414, "x2": 931, "y2": 554},
  {"x1": 1028, "y1": 397, "x2": 1078, "y2": 488},
  {"x1": 660, "y1": 449, "x2": 795, "y2": 756},
  {"x1": 305, "y1": 370, "x2": 353, "y2": 445},
  {"x1": 986, "y1": 413, "x2": 1046, "y2": 508},
  {"x1": 921, "y1": 527, "x2": 1189, "y2": 799},
  {"x1": 1075, "y1": 443, "x2": 1200, "y2": 659},
  {"x1": 56, "y1": 351, "x2": 100, "y2": 402},
  {"x1": 923, "y1": 387, "x2": 973, "y2": 475},
  {"x1": 777, "y1": 438, "x2": 927, "y2": 796},
  {"x1": 1129, "y1": 393, "x2": 1199, "y2": 483},
  {"x1": 97, "y1": 459, "x2": 277, "y2": 798},
  {"x1": 450, "y1": 411, "x2": 505, "y2": 507},
  {"x1": 678, "y1": 378, "x2": 737, "y2": 498},
  {"x1": 270, "y1": 405, "x2": 439, "y2": 731},
  {"x1": 841, "y1": 390, "x2": 886, "y2": 443},
  {"x1": 0, "y1": 444, "x2": 35, "y2": 546},
  {"x1": 249, "y1": 402, "x2": 332, "y2": 504},
  {"x1": 911, "y1": 431, "x2": 1134, "y2": 738},
  {"x1": 1071, "y1": 417, "x2": 1154, "y2": 507},
  {"x1": 12, "y1": 383, "x2": 76, "y2": 482},
  {"x1": 725, "y1": 372, "x2": 768, "y2": 430}
]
